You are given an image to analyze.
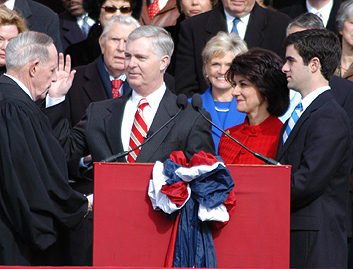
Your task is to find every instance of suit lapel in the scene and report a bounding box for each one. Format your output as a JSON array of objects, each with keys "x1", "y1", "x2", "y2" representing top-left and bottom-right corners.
[
  {"x1": 136, "y1": 90, "x2": 178, "y2": 163},
  {"x1": 104, "y1": 94, "x2": 130, "y2": 156},
  {"x1": 205, "y1": 3, "x2": 227, "y2": 37},
  {"x1": 62, "y1": 12, "x2": 85, "y2": 43},
  {"x1": 276, "y1": 109, "x2": 310, "y2": 160},
  {"x1": 82, "y1": 59, "x2": 109, "y2": 102},
  {"x1": 244, "y1": 3, "x2": 266, "y2": 49},
  {"x1": 14, "y1": 0, "x2": 31, "y2": 27},
  {"x1": 276, "y1": 91, "x2": 332, "y2": 160}
]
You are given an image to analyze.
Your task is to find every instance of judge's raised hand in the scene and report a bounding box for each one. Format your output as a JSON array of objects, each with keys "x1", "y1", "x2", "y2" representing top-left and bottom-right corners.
[{"x1": 48, "y1": 53, "x2": 76, "y2": 98}]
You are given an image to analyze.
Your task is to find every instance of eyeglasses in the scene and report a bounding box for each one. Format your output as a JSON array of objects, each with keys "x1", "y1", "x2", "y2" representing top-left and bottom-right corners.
[{"x1": 101, "y1": 5, "x2": 132, "y2": 14}]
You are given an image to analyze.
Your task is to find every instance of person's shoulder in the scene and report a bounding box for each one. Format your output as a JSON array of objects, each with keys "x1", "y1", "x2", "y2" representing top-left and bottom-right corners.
[
  {"x1": 255, "y1": 4, "x2": 292, "y2": 23},
  {"x1": 26, "y1": 0, "x2": 58, "y2": 16},
  {"x1": 59, "y1": 10, "x2": 75, "y2": 20}
]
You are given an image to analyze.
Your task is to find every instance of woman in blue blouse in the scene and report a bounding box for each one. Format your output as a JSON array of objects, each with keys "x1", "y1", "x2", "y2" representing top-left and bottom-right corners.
[{"x1": 199, "y1": 31, "x2": 248, "y2": 153}]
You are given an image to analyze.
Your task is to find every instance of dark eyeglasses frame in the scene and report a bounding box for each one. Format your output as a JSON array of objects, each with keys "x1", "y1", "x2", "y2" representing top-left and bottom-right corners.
[{"x1": 101, "y1": 5, "x2": 132, "y2": 14}]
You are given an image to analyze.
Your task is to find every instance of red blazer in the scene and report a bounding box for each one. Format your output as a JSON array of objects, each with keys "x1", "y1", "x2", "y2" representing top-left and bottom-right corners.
[{"x1": 218, "y1": 115, "x2": 282, "y2": 164}]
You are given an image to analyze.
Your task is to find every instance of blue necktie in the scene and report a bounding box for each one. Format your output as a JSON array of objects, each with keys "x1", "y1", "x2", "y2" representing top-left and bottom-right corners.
[
  {"x1": 283, "y1": 102, "x2": 303, "y2": 144},
  {"x1": 81, "y1": 15, "x2": 90, "y2": 38},
  {"x1": 231, "y1": 18, "x2": 240, "y2": 35}
]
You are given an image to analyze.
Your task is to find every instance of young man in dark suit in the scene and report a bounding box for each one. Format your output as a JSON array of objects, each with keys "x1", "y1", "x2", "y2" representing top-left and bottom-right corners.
[
  {"x1": 277, "y1": 28, "x2": 351, "y2": 268},
  {"x1": 173, "y1": 0, "x2": 291, "y2": 98}
]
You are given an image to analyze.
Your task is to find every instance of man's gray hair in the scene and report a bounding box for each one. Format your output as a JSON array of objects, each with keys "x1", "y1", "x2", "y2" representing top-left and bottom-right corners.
[
  {"x1": 286, "y1": 12, "x2": 324, "y2": 36},
  {"x1": 336, "y1": 0, "x2": 353, "y2": 32},
  {"x1": 127, "y1": 25, "x2": 174, "y2": 59},
  {"x1": 100, "y1": 15, "x2": 141, "y2": 43},
  {"x1": 6, "y1": 31, "x2": 53, "y2": 70}
]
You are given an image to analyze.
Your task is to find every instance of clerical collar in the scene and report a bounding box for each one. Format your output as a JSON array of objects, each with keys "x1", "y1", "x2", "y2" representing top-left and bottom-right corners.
[{"x1": 306, "y1": 0, "x2": 333, "y2": 27}]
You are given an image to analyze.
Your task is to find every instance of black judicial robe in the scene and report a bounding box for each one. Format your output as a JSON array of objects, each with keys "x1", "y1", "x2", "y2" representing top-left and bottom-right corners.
[{"x1": 0, "y1": 75, "x2": 88, "y2": 265}]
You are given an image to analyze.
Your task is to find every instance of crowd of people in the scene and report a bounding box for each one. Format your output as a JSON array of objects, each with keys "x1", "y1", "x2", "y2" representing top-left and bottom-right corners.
[{"x1": 0, "y1": 0, "x2": 353, "y2": 268}]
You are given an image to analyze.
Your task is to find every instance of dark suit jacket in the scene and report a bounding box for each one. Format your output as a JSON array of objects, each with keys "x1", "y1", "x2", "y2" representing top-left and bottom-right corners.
[
  {"x1": 65, "y1": 23, "x2": 102, "y2": 68},
  {"x1": 174, "y1": 2, "x2": 291, "y2": 98},
  {"x1": 47, "y1": 89, "x2": 216, "y2": 165},
  {"x1": 14, "y1": 0, "x2": 63, "y2": 52},
  {"x1": 66, "y1": 56, "x2": 132, "y2": 127},
  {"x1": 276, "y1": 91, "x2": 351, "y2": 268},
  {"x1": 279, "y1": 0, "x2": 342, "y2": 35},
  {"x1": 59, "y1": 10, "x2": 86, "y2": 52}
]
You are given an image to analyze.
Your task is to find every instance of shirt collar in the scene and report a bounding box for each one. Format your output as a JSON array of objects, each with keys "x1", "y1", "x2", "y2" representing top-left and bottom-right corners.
[
  {"x1": 76, "y1": 13, "x2": 95, "y2": 27},
  {"x1": 306, "y1": 0, "x2": 333, "y2": 27},
  {"x1": 4, "y1": 73, "x2": 33, "y2": 100},
  {"x1": 224, "y1": 10, "x2": 250, "y2": 39},
  {"x1": 1, "y1": 0, "x2": 15, "y2": 10},
  {"x1": 300, "y1": 85, "x2": 330, "y2": 112},
  {"x1": 131, "y1": 83, "x2": 166, "y2": 111}
]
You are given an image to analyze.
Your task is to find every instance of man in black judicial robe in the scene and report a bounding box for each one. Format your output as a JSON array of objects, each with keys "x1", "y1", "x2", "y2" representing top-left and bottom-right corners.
[{"x1": 0, "y1": 31, "x2": 91, "y2": 265}]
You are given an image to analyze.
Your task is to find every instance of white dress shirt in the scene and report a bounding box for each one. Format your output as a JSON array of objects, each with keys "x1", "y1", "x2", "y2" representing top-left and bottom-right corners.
[
  {"x1": 306, "y1": 0, "x2": 333, "y2": 27},
  {"x1": 121, "y1": 83, "x2": 166, "y2": 153},
  {"x1": 1, "y1": 0, "x2": 15, "y2": 10},
  {"x1": 225, "y1": 11, "x2": 250, "y2": 40}
]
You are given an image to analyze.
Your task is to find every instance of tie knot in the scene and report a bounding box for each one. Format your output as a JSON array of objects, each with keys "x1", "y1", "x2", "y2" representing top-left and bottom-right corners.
[
  {"x1": 139, "y1": 98, "x2": 149, "y2": 110},
  {"x1": 112, "y1": 79, "x2": 123, "y2": 89},
  {"x1": 295, "y1": 102, "x2": 303, "y2": 111}
]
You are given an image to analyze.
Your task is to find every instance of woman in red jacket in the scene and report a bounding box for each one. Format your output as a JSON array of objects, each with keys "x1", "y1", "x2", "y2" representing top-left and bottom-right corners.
[{"x1": 218, "y1": 47, "x2": 289, "y2": 164}]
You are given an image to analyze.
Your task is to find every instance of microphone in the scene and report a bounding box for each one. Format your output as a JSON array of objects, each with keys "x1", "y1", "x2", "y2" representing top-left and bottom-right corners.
[
  {"x1": 191, "y1": 93, "x2": 281, "y2": 165},
  {"x1": 101, "y1": 94, "x2": 189, "y2": 163}
]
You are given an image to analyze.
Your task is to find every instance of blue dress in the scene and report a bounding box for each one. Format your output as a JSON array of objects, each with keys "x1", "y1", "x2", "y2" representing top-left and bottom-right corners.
[{"x1": 189, "y1": 86, "x2": 246, "y2": 153}]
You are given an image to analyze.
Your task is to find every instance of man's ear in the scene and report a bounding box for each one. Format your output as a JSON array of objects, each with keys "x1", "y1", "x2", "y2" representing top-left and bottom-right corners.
[
  {"x1": 99, "y1": 36, "x2": 105, "y2": 54},
  {"x1": 159, "y1": 55, "x2": 170, "y2": 71},
  {"x1": 29, "y1": 60, "x2": 39, "y2": 77},
  {"x1": 309, "y1": 57, "x2": 321, "y2": 73}
]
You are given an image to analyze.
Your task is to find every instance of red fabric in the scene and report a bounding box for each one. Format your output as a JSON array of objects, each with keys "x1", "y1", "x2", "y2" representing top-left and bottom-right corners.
[
  {"x1": 218, "y1": 115, "x2": 283, "y2": 164},
  {"x1": 111, "y1": 79, "x2": 123, "y2": 98},
  {"x1": 164, "y1": 213, "x2": 180, "y2": 267},
  {"x1": 168, "y1": 150, "x2": 187, "y2": 166},
  {"x1": 147, "y1": 0, "x2": 160, "y2": 20},
  {"x1": 93, "y1": 163, "x2": 290, "y2": 268},
  {"x1": 168, "y1": 150, "x2": 219, "y2": 168},
  {"x1": 127, "y1": 98, "x2": 148, "y2": 162},
  {"x1": 188, "y1": 150, "x2": 219, "y2": 167},
  {"x1": 161, "y1": 181, "x2": 188, "y2": 207}
]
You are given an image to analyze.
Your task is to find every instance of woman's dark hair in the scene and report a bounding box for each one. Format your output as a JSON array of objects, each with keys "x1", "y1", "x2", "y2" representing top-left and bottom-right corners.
[
  {"x1": 83, "y1": 0, "x2": 143, "y2": 21},
  {"x1": 226, "y1": 47, "x2": 289, "y2": 116}
]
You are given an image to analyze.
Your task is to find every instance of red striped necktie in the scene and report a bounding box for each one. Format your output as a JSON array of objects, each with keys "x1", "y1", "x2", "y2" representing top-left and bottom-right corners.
[
  {"x1": 112, "y1": 79, "x2": 123, "y2": 98},
  {"x1": 127, "y1": 98, "x2": 149, "y2": 163}
]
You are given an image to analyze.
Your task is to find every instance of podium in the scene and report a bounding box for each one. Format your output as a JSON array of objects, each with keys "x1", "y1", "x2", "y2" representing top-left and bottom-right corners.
[{"x1": 93, "y1": 163, "x2": 291, "y2": 268}]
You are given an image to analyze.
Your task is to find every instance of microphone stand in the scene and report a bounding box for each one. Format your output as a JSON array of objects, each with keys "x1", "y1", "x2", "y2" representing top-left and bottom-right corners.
[
  {"x1": 83, "y1": 104, "x2": 186, "y2": 178},
  {"x1": 194, "y1": 106, "x2": 281, "y2": 165}
]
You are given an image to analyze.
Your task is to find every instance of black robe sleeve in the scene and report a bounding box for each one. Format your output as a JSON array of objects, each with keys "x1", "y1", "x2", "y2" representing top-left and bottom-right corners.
[{"x1": 0, "y1": 99, "x2": 88, "y2": 254}]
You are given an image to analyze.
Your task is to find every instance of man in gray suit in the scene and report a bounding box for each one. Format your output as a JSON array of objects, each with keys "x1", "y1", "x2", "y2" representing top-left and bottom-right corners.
[{"x1": 46, "y1": 25, "x2": 215, "y2": 169}]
